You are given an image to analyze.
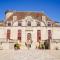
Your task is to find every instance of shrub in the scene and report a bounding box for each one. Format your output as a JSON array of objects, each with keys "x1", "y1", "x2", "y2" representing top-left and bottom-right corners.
[{"x1": 14, "y1": 43, "x2": 20, "y2": 50}]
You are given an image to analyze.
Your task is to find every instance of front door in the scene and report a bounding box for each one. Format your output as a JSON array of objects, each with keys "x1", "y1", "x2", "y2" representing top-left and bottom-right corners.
[
  {"x1": 25, "y1": 31, "x2": 33, "y2": 49},
  {"x1": 27, "y1": 33, "x2": 31, "y2": 42}
]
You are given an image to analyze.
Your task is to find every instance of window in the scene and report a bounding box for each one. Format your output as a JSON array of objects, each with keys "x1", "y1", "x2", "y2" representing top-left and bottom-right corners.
[
  {"x1": 48, "y1": 30, "x2": 52, "y2": 39},
  {"x1": 48, "y1": 22, "x2": 51, "y2": 26},
  {"x1": 37, "y1": 30, "x2": 41, "y2": 42},
  {"x1": 27, "y1": 21, "x2": 31, "y2": 26},
  {"x1": 27, "y1": 33, "x2": 31, "y2": 40},
  {"x1": 18, "y1": 22, "x2": 22, "y2": 26},
  {"x1": 27, "y1": 33, "x2": 32, "y2": 43},
  {"x1": 18, "y1": 30, "x2": 21, "y2": 42},
  {"x1": 37, "y1": 22, "x2": 40, "y2": 26},
  {"x1": 7, "y1": 29, "x2": 11, "y2": 40},
  {"x1": 8, "y1": 22, "x2": 11, "y2": 26},
  {"x1": 13, "y1": 16, "x2": 17, "y2": 21}
]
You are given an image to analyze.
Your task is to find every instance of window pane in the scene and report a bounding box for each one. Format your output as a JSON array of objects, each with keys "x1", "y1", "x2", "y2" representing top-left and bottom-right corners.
[
  {"x1": 18, "y1": 22, "x2": 21, "y2": 26},
  {"x1": 37, "y1": 30, "x2": 41, "y2": 42},
  {"x1": 37, "y1": 22, "x2": 40, "y2": 26},
  {"x1": 48, "y1": 30, "x2": 52, "y2": 39},
  {"x1": 18, "y1": 30, "x2": 21, "y2": 42},
  {"x1": 7, "y1": 30, "x2": 11, "y2": 39},
  {"x1": 13, "y1": 16, "x2": 17, "y2": 21},
  {"x1": 48, "y1": 22, "x2": 51, "y2": 26},
  {"x1": 8, "y1": 23, "x2": 11, "y2": 26},
  {"x1": 27, "y1": 21, "x2": 31, "y2": 26},
  {"x1": 27, "y1": 33, "x2": 31, "y2": 41}
]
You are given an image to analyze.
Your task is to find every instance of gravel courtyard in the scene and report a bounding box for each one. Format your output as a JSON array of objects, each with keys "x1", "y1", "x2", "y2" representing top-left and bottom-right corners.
[{"x1": 0, "y1": 49, "x2": 60, "y2": 60}]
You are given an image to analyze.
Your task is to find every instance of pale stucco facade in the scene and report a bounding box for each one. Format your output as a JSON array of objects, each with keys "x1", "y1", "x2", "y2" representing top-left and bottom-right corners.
[{"x1": 0, "y1": 11, "x2": 60, "y2": 50}]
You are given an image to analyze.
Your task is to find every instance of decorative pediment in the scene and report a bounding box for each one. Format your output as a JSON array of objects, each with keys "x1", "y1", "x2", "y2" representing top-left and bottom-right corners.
[{"x1": 24, "y1": 16, "x2": 33, "y2": 21}]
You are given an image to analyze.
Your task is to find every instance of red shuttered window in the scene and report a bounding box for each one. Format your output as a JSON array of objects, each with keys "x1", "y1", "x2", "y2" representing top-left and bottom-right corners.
[
  {"x1": 7, "y1": 30, "x2": 11, "y2": 40},
  {"x1": 18, "y1": 30, "x2": 21, "y2": 42},
  {"x1": 48, "y1": 30, "x2": 52, "y2": 39},
  {"x1": 37, "y1": 30, "x2": 41, "y2": 42}
]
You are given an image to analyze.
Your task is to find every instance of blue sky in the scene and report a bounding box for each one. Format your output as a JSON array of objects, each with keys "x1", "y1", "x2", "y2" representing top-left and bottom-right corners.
[{"x1": 0, "y1": 0, "x2": 60, "y2": 22}]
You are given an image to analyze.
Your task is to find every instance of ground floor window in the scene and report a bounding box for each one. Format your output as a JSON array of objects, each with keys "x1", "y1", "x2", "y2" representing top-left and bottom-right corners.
[
  {"x1": 37, "y1": 30, "x2": 41, "y2": 42},
  {"x1": 7, "y1": 29, "x2": 11, "y2": 40},
  {"x1": 48, "y1": 30, "x2": 52, "y2": 40},
  {"x1": 18, "y1": 30, "x2": 21, "y2": 42}
]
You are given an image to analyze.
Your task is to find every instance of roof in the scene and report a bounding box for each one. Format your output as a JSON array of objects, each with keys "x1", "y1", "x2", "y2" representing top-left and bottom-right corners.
[
  {"x1": 0, "y1": 11, "x2": 60, "y2": 27},
  {"x1": 6, "y1": 11, "x2": 45, "y2": 21}
]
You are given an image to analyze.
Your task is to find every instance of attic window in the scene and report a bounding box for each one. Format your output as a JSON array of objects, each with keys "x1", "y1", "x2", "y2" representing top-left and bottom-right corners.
[
  {"x1": 18, "y1": 22, "x2": 22, "y2": 26},
  {"x1": 37, "y1": 22, "x2": 40, "y2": 26},
  {"x1": 8, "y1": 22, "x2": 11, "y2": 26},
  {"x1": 27, "y1": 21, "x2": 31, "y2": 26},
  {"x1": 13, "y1": 16, "x2": 17, "y2": 21},
  {"x1": 48, "y1": 22, "x2": 51, "y2": 26}
]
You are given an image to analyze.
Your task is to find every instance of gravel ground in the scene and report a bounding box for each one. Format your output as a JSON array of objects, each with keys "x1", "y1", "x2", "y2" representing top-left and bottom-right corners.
[{"x1": 0, "y1": 49, "x2": 60, "y2": 60}]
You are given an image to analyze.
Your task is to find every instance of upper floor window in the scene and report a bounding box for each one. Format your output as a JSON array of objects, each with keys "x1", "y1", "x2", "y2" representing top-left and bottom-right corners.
[
  {"x1": 27, "y1": 21, "x2": 31, "y2": 26},
  {"x1": 18, "y1": 22, "x2": 22, "y2": 26},
  {"x1": 13, "y1": 16, "x2": 17, "y2": 21},
  {"x1": 37, "y1": 22, "x2": 40, "y2": 26},
  {"x1": 48, "y1": 22, "x2": 51, "y2": 26},
  {"x1": 8, "y1": 22, "x2": 11, "y2": 26}
]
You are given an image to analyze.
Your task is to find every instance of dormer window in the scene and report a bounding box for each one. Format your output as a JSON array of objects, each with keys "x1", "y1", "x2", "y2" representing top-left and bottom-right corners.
[
  {"x1": 37, "y1": 22, "x2": 40, "y2": 26},
  {"x1": 48, "y1": 22, "x2": 51, "y2": 26},
  {"x1": 8, "y1": 22, "x2": 11, "y2": 26},
  {"x1": 13, "y1": 16, "x2": 17, "y2": 21},
  {"x1": 27, "y1": 21, "x2": 31, "y2": 26},
  {"x1": 18, "y1": 21, "x2": 22, "y2": 26}
]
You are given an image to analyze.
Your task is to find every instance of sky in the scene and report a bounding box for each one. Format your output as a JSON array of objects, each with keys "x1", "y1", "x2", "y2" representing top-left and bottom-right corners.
[{"x1": 0, "y1": 0, "x2": 60, "y2": 22}]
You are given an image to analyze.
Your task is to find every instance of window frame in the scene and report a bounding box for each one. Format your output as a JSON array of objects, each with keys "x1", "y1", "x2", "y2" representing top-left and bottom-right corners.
[
  {"x1": 27, "y1": 21, "x2": 31, "y2": 26},
  {"x1": 48, "y1": 22, "x2": 51, "y2": 26},
  {"x1": 48, "y1": 30, "x2": 52, "y2": 39},
  {"x1": 13, "y1": 16, "x2": 17, "y2": 21},
  {"x1": 37, "y1": 30, "x2": 41, "y2": 42},
  {"x1": 8, "y1": 22, "x2": 11, "y2": 26},
  {"x1": 18, "y1": 21, "x2": 22, "y2": 26},
  {"x1": 17, "y1": 30, "x2": 21, "y2": 42},
  {"x1": 37, "y1": 22, "x2": 40, "y2": 26},
  {"x1": 7, "y1": 29, "x2": 11, "y2": 40}
]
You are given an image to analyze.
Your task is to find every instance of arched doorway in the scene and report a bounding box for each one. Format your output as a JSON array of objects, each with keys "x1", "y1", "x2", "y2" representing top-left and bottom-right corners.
[
  {"x1": 25, "y1": 30, "x2": 33, "y2": 49},
  {"x1": 27, "y1": 33, "x2": 31, "y2": 42}
]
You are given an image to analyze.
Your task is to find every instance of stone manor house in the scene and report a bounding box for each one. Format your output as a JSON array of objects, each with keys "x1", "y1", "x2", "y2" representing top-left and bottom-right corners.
[{"x1": 0, "y1": 10, "x2": 60, "y2": 49}]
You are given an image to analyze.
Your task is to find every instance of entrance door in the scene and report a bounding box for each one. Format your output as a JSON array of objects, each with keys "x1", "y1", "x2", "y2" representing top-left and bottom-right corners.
[
  {"x1": 27, "y1": 33, "x2": 31, "y2": 42},
  {"x1": 25, "y1": 30, "x2": 33, "y2": 43},
  {"x1": 25, "y1": 31, "x2": 33, "y2": 49}
]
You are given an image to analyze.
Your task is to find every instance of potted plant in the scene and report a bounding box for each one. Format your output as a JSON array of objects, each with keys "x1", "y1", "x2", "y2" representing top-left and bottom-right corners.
[{"x1": 14, "y1": 43, "x2": 20, "y2": 50}]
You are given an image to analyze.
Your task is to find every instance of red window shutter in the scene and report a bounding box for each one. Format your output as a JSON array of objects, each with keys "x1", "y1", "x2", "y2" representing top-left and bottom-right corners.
[
  {"x1": 18, "y1": 30, "x2": 21, "y2": 42},
  {"x1": 37, "y1": 30, "x2": 41, "y2": 42}
]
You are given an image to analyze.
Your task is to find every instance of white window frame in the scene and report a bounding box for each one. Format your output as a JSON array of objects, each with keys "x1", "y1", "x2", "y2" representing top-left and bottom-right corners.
[{"x1": 13, "y1": 16, "x2": 17, "y2": 21}]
